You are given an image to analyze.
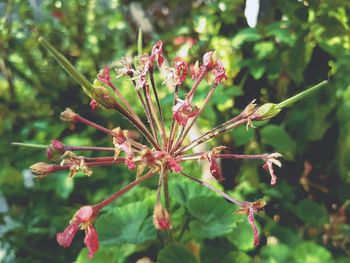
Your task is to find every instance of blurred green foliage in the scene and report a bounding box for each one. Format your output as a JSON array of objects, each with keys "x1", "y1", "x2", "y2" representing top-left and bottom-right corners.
[{"x1": 1, "y1": 0, "x2": 350, "y2": 262}]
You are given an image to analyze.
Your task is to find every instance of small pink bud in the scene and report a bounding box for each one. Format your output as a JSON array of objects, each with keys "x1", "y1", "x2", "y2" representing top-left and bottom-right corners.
[
  {"x1": 153, "y1": 203, "x2": 172, "y2": 231},
  {"x1": 90, "y1": 100, "x2": 99, "y2": 111},
  {"x1": 84, "y1": 225, "x2": 99, "y2": 259},
  {"x1": 47, "y1": 139, "x2": 65, "y2": 161},
  {"x1": 166, "y1": 157, "x2": 182, "y2": 172},
  {"x1": 150, "y1": 40, "x2": 164, "y2": 67}
]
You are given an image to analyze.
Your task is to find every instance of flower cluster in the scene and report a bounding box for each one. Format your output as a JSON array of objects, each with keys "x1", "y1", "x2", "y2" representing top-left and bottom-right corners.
[{"x1": 26, "y1": 38, "x2": 288, "y2": 259}]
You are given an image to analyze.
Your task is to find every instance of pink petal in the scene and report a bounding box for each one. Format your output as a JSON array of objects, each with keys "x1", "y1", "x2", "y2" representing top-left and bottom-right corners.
[
  {"x1": 263, "y1": 162, "x2": 277, "y2": 186},
  {"x1": 247, "y1": 209, "x2": 260, "y2": 247},
  {"x1": 84, "y1": 225, "x2": 99, "y2": 259},
  {"x1": 208, "y1": 156, "x2": 225, "y2": 182},
  {"x1": 150, "y1": 40, "x2": 164, "y2": 67},
  {"x1": 56, "y1": 221, "x2": 80, "y2": 248}
]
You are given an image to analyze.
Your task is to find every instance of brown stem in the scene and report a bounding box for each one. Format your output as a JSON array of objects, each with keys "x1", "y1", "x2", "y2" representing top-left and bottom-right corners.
[
  {"x1": 93, "y1": 170, "x2": 156, "y2": 211},
  {"x1": 180, "y1": 172, "x2": 246, "y2": 207}
]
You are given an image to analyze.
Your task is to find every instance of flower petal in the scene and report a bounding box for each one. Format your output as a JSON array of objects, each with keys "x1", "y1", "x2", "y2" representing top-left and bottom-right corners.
[
  {"x1": 84, "y1": 225, "x2": 99, "y2": 259},
  {"x1": 56, "y1": 221, "x2": 80, "y2": 248}
]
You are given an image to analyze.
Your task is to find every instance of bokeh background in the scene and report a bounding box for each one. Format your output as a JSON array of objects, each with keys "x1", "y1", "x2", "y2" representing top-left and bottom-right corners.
[{"x1": 1, "y1": 0, "x2": 350, "y2": 262}]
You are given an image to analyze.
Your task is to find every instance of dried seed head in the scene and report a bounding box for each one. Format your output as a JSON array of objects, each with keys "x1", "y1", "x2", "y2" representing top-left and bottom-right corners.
[
  {"x1": 30, "y1": 162, "x2": 54, "y2": 177},
  {"x1": 60, "y1": 108, "x2": 78, "y2": 122}
]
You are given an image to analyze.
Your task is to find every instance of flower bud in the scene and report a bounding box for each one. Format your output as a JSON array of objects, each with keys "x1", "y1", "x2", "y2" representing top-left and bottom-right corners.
[
  {"x1": 47, "y1": 139, "x2": 66, "y2": 161},
  {"x1": 91, "y1": 79, "x2": 118, "y2": 109},
  {"x1": 29, "y1": 162, "x2": 54, "y2": 177},
  {"x1": 60, "y1": 108, "x2": 78, "y2": 122},
  {"x1": 255, "y1": 103, "x2": 281, "y2": 120},
  {"x1": 153, "y1": 203, "x2": 172, "y2": 231}
]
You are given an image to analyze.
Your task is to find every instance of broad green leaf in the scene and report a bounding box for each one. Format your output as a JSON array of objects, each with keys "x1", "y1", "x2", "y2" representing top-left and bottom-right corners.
[
  {"x1": 188, "y1": 196, "x2": 237, "y2": 238},
  {"x1": 293, "y1": 241, "x2": 333, "y2": 263},
  {"x1": 260, "y1": 124, "x2": 296, "y2": 153},
  {"x1": 169, "y1": 178, "x2": 216, "y2": 207},
  {"x1": 157, "y1": 244, "x2": 198, "y2": 263},
  {"x1": 232, "y1": 125, "x2": 255, "y2": 147},
  {"x1": 95, "y1": 201, "x2": 156, "y2": 245},
  {"x1": 294, "y1": 199, "x2": 328, "y2": 226}
]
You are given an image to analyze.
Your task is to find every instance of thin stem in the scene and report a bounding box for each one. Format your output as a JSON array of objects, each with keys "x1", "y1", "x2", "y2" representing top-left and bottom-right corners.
[
  {"x1": 93, "y1": 170, "x2": 156, "y2": 211},
  {"x1": 108, "y1": 80, "x2": 144, "y2": 125},
  {"x1": 167, "y1": 85, "x2": 180, "y2": 152},
  {"x1": 12, "y1": 142, "x2": 48, "y2": 149},
  {"x1": 172, "y1": 83, "x2": 219, "y2": 152},
  {"x1": 175, "y1": 117, "x2": 249, "y2": 155},
  {"x1": 143, "y1": 86, "x2": 160, "y2": 144},
  {"x1": 180, "y1": 172, "x2": 246, "y2": 207},
  {"x1": 186, "y1": 68, "x2": 209, "y2": 100},
  {"x1": 73, "y1": 114, "x2": 145, "y2": 150},
  {"x1": 276, "y1": 80, "x2": 328, "y2": 110},
  {"x1": 66, "y1": 145, "x2": 115, "y2": 152},
  {"x1": 149, "y1": 68, "x2": 167, "y2": 147},
  {"x1": 177, "y1": 153, "x2": 270, "y2": 161}
]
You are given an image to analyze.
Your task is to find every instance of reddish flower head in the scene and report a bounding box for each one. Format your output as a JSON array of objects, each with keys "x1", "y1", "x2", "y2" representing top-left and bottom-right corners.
[
  {"x1": 90, "y1": 99, "x2": 99, "y2": 111},
  {"x1": 172, "y1": 99, "x2": 199, "y2": 126},
  {"x1": 150, "y1": 40, "x2": 164, "y2": 67}
]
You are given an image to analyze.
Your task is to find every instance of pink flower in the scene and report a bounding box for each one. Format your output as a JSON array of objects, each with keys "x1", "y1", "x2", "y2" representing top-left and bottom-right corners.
[
  {"x1": 112, "y1": 128, "x2": 135, "y2": 170},
  {"x1": 172, "y1": 99, "x2": 199, "y2": 126},
  {"x1": 174, "y1": 60, "x2": 188, "y2": 85},
  {"x1": 212, "y1": 60, "x2": 228, "y2": 85},
  {"x1": 150, "y1": 40, "x2": 164, "y2": 67},
  {"x1": 166, "y1": 156, "x2": 182, "y2": 172},
  {"x1": 56, "y1": 206, "x2": 99, "y2": 259}
]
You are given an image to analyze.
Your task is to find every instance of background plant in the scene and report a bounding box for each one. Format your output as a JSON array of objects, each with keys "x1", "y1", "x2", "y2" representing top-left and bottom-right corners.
[{"x1": 1, "y1": 1, "x2": 349, "y2": 262}]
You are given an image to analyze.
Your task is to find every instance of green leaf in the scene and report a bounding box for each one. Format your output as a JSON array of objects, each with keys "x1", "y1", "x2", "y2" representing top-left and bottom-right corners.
[
  {"x1": 188, "y1": 196, "x2": 237, "y2": 239},
  {"x1": 293, "y1": 241, "x2": 333, "y2": 263},
  {"x1": 294, "y1": 199, "x2": 328, "y2": 226},
  {"x1": 157, "y1": 244, "x2": 198, "y2": 263},
  {"x1": 232, "y1": 28, "x2": 261, "y2": 48},
  {"x1": 76, "y1": 245, "x2": 135, "y2": 263},
  {"x1": 169, "y1": 178, "x2": 216, "y2": 207},
  {"x1": 95, "y1": 201, "x2": 156, "y2": 245},
  {"x1": 260, "y1": 243, "x2": 291, "y2": 262},
  {"x1": 227, "y1": 218, "x2": 260, "y2": 252},
  {"x1": 254, "y1": 41, "x2": 275, "y2": 59},
  {"x1": 232, "y1": 125, "x2": 255, "y2": 146},
  {"x1": 260, "y1": 124, "x2": 296, "y2": 153}
]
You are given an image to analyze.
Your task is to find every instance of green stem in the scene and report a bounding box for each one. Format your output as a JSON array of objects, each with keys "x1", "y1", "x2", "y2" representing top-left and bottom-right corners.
[
  {"x1": 12, "y1": 142, "x2": 48, "y2": 149},
  {"x1": 38, "y1": 36, "x2": 94, "y2": 93},
  {"x1": 276, "y1": 80, "x2": 328, "y2": 109}
]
